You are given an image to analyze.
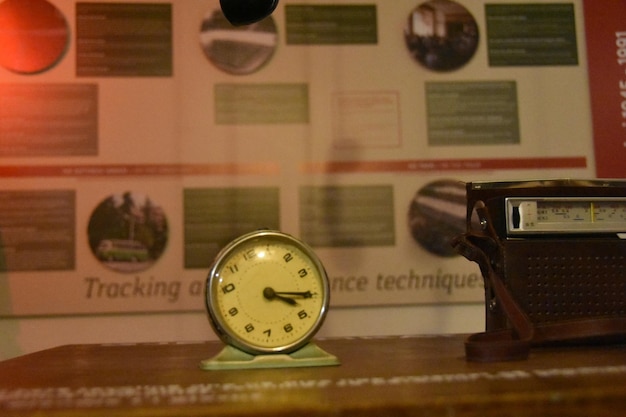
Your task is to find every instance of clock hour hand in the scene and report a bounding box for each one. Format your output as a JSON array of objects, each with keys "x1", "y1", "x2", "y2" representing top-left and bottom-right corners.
[{"x1": 263, "y1": 287, "x2": 298, "y2": 306}]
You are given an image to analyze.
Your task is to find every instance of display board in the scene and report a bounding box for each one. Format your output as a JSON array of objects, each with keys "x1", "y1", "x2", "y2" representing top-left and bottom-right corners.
[{"x1": 0, "y1": 0, "x2": 618, "y2": 317}]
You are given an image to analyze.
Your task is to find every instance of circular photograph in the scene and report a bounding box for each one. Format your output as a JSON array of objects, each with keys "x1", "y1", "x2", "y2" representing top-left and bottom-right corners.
[
  {"x1": 408, "y1": 179, "x2": 466, "y2": 257},
  {"x1": 404, "y1": 0, "x2": 479, "y2": 72},
  {"x1": 87, "y1": 192, "x2": 168, "y2": 273},
  {"x1": 0, "y1": 0, "x2": 69, "y2": 74},
  {"x1": 199, "y1": 7, "x2": 278, "y2": 75}
]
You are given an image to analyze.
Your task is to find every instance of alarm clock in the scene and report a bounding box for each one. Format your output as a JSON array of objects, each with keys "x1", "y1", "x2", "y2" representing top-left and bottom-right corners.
[{"x1": 200, "y1": 230, "x2": 339, "y2": 370}]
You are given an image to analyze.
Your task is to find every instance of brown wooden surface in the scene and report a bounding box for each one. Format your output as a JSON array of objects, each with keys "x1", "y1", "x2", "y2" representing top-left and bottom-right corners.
[{"x1": 1, "y1": 335, "x2": 625, "y2": 416}]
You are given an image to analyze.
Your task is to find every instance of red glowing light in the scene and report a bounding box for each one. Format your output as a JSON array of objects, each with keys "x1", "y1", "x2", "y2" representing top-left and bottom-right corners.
[{"x1": 0, "y1": 0, "x2": 69, "y2": 74}]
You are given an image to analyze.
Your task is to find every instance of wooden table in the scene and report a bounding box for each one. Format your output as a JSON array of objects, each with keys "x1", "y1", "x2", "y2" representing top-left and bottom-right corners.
[{"x1": 1, "y1": 335, "x2": 625, "y2": 416}]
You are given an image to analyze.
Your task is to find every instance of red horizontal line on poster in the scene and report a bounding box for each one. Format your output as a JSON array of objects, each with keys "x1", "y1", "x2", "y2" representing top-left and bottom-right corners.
[
  {"x1": 302, "y1": 157, "x2": 587, "y2": 173},
  {"x1": 0, "y1": 163, "x2": 280, "y2": 177}
]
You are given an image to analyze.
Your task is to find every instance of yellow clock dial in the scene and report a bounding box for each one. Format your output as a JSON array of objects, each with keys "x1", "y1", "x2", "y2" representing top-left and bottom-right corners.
[{"x1": 205, "y1": 230, "x2": 330, "y2": 355}]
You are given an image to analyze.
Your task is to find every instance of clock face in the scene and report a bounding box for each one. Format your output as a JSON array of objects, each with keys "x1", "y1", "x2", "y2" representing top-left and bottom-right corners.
[{"x1": 206, "y1": 230, "x2": 330, "y2": 355}]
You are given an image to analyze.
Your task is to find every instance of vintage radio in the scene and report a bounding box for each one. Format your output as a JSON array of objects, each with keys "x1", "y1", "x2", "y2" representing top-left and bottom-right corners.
[{"x1": 453, "y1": 179, "x2": 626, "y2": 361}]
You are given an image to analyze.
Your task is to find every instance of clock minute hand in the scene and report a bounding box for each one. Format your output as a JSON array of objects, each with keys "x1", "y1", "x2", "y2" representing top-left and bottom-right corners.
[
  {"x1": 274, "y1": 291, "x2": 314, "y2": 299},
  {"x1": 263, "y1": 287, "x2": 298, "y2": 306}
]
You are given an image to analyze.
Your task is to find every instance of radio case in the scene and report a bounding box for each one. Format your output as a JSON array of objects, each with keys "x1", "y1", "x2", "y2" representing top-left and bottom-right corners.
[{"x1": 453, "y1": 180, "x2": 626, "y2": 361}]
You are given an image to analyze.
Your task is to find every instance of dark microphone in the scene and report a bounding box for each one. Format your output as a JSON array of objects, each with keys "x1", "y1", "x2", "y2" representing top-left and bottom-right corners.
[{"x1": 219, "y1": 0, "x2": 279, "y2": 26}]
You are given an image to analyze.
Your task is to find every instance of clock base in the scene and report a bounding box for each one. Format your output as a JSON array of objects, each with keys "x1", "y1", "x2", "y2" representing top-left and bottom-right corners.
[{"x1": 199, "y1": 342, "x2": 340, "y2": 370}]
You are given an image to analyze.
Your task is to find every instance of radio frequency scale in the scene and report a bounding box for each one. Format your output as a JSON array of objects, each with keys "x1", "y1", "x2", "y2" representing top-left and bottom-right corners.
[{"x1": 506, "y1": 197, "x2": 626, "y2": 235}]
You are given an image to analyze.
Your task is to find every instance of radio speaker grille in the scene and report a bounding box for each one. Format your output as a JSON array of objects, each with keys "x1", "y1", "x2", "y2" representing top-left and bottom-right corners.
[{"x1": 504, "y1": 240, "x2": 626, "y2": 324}]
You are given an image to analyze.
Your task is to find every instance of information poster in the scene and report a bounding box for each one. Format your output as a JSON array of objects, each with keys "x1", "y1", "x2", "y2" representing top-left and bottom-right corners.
[{"x1": 0, "y1": 0, "x2": 602, "y2": 316}]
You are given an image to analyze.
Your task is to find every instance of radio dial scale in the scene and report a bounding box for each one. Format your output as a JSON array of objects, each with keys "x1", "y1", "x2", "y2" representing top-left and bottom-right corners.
[{"x1": 506, "y1": 197, "x2": 626, "y2": 235}]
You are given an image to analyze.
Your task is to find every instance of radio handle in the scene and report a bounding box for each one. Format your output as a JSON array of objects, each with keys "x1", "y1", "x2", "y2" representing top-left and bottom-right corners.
[{"x1": 453, "y1": 201, "x2": 534, "y2": 361}]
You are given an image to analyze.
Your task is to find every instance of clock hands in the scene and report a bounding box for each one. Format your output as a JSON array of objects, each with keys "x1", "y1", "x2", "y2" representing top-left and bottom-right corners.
[
  {"x1": 263, "y1": 287, "x2": 297, "y2": 305},
  {"x1": 275, "y1": 290, "x2": 314, "y2": 298},
  {"x1": 263, "y1": 287, "x2": 314, "y2": 306}
]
